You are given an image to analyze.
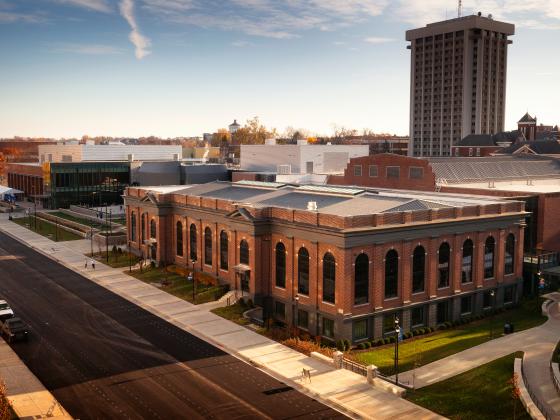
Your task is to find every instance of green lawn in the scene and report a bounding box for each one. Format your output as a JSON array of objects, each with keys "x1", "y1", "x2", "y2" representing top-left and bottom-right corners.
[
  {"x1": 407, "y1": 352, "x2": 530, "y2": 420},
  {"x1": 12, "y1": 217, "x2": 82, "y2": 242},
  {"x1": 128, "y1": 266, "x2": 227, "y2": 304},
  {"x1": 354, "y1": 298, "x2": 546, "y2": 375},
  {"x1": 92, "y1": 252, "x2": 139, "y2": 268},
  {"x1": 211, "y1": 302, "x2": 250, "y2": 325},
  {"x1": 51, "y1": 211, "x2": 109, "y2": 231}
]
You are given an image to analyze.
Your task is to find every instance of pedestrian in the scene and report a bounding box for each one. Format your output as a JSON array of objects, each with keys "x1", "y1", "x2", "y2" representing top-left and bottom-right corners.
[
  {"x1": 90, "y1": 259, "x2": 95, "y2": 270},
  {"x1": 85, "y1": 258, "x2": 88, "y2": 269}
]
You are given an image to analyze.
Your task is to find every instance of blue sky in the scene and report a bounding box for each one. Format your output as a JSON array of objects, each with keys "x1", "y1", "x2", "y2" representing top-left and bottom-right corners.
[{"x1": 0, "y1": 0, "x2": 558, "y2": 138}]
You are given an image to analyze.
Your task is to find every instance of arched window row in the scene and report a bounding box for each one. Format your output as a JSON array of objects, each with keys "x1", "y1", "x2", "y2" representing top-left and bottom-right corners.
[
  {"x1": 297, "y1": 247, "x2": 309, "y2": 295},
  {"x1": 220, "y1": 230, "x2": 228, "y2": 270}
]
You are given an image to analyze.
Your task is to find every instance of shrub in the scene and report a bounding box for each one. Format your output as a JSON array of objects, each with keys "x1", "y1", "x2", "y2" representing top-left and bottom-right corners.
[
  {"x1": 370, "y1": 340, "x2": 378, "y2": 347},
  {"x1": 344, "y1": 339, "x2": 351, "y2": 351},
  {"x1": 246, "y1": 299, "x2": 254, "y2": 308},
  {"x1": 336, "y1": 339, "x2": 345, "y2": 351},
  {"x1": 389, "y1": 336, "x2": 396, "y2": 343},
  {"x1": 404, "y1": 332, "x2": 412, "y2": 339},
  {"x1": 357, "y1": 343, "x2": 365, "y2": 350},
  {"x1": 438, "y1": 324, "x2": 447, "y2": 330},
  {"x1": 364, "y1": 341, "x2": 371, "y2": 349},
  {"x1": 419, "y1": 328, "x2": 426, "y2": 335}
]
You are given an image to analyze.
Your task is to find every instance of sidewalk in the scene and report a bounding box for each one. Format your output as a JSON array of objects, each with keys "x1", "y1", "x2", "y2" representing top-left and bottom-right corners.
[
  {"x1": 0, "y1": 339, "x2": 72, "y2": 419},
  {"x1": 397, "y1": 293, "x2": 560, "y2": 417},
  {"x1": 0, "y1": 217, "x2": 442, "y2": 420}
]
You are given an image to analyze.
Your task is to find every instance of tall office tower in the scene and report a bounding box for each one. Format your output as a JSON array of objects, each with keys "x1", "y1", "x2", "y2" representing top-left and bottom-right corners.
[{"x1": 406, "y1": 14, "x2": 515, "y2": 157}]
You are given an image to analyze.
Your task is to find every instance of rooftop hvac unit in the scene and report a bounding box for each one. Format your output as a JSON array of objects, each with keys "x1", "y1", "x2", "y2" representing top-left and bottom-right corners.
[
  {"x1": 277, "y1": 164, "x2": 291, "y2": 175},
  {"x1": 307, "y1": 201, "x2": 318, "y2": 211},
  {"x1": 128, "y1": 154, "x2": 134, "y2": 162}
]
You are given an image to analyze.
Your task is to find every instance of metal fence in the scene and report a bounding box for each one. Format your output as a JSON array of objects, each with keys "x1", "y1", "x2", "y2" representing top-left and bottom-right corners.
[{"x1": 341, "y1": 358, "x2": 367, "y2": 377}]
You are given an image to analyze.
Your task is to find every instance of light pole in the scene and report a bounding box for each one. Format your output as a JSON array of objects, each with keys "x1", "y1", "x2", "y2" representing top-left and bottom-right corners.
[
  {"x1": 190, "y1": 258, "x2": 196, "y2": 303},
  {"x1": 394, "y1": 315, "x2": 401, "y2": 385},
  {"x1": 90, "y1": 225, "x2": 93, "y2": 256},
  {"x1": 489, "y1": 289, "x2": 495, "y2": 339},
  {"x1": 294, "y1": 295, "x2": 300, "y2": 336}
]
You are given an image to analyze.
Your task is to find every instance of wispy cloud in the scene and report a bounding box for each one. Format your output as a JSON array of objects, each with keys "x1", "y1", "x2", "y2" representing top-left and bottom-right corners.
[
  {"x1": 0, "y1": 11, "x2": 46, "y2": 23},
  {"x1": 49, "y1": 43, "x2": 123, "y2": 55},
  {"x1": 54, "y1": 0, "x2": 112, "y2": 13},
  {"x1": 142, "y1": 0, "x2": 389, "y2": 39},
  {"x1": 364, "y1": 36, "x2": 395, "y2": 44},
  {"x1": 231, "y1": 40, "x2": 251, "y2": 47},
  {"x1": 120, "y1": 0, "x2": 151, "y2": 59}
]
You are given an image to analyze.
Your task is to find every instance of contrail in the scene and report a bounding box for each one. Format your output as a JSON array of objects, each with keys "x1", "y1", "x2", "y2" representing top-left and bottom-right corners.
[{"x1": 119, "y1": 0, "x2": 151, "y2": 59}]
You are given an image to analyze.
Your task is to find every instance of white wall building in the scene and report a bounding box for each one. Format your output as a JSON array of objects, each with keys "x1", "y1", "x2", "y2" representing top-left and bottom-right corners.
[
  {"x1": 240, "y1": 140, "x2": 369, "y2": 174},
  {"x1": 38, "y1": 144, "x2": 182, "y2": 163}
]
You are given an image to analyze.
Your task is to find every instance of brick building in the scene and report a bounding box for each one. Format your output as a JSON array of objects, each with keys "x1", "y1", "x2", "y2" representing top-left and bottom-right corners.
[{"x1": 125, "y1": 180, "x2": 525, "y2": 343}]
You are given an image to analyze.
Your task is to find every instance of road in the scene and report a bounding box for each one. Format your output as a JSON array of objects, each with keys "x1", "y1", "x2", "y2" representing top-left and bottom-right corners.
[{"x1": 0, "y1": 232, "x2": 345, "y2": 420}]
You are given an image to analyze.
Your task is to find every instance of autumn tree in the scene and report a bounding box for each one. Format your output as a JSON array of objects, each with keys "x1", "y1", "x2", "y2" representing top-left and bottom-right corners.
[
  {"x1": 233, "y1": 117, "x2": 277, "y2": 145},
  {"x1": 0, "y1": 380, "x2": 11, "y2": 420}
]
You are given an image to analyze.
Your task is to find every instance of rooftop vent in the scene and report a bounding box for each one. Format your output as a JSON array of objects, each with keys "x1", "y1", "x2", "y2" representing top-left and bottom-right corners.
[{"x1": 307, "y1": 201, "x2": 318, "y2": 211}]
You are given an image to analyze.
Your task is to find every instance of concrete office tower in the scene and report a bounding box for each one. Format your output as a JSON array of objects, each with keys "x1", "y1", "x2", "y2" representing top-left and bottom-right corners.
[{"x1": 406, "y1": 14, "x2": 515, "y2": 157}]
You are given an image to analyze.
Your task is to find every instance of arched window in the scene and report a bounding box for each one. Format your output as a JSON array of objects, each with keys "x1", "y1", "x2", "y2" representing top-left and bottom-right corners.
[
  {"x1": 220, "y1": 231, "x2": 228, "y2": 270},
  {"x1": 297, "y1": 247, "x2": 309, "y2": 295},
  {"x1": 354, "y1": 253, "x2": 369, "y2": 304},
  {"x1": 240, "y1": 240, "x2": 249, "y2": 265},
  {"x1": 385, "y1": 250, "x2": 398, "y2": 299},
  {"x1": 323, "y1": 253, "x2": 336, "y2": 304},
  {"x1": 438, "y1": 243, "x2": 450, "y2": 288},
  {"x1": 130, "y1": 212, "x2": 136, "y2": 242},
  {"x1": 462, "y1": 239, "x2": 473, "y2": 283},
  {"x1": 275, "y1": 242, "x2": 286, "y2": 288},
  {"x1": 505, "y1": 234, "x2": 515, "y2": 275},
  {"x1": 412, "y1": 246, "x2": 425, "y2": 293},
  {"x1": 141, "y1": 213, "x2": 146, "y2": 241},
  {"x1": 204, "y1": 227, "x2": 212, "y2": 265},
  {"x1": 149, "y1": 219, "x2": 156, "y2": 239},
  {"x1": 189, "y1": 224, "x2": 197, "y2": 261},
  {"x1": 176, "y1": 221, "x2": 183, "y2": 256},
  {"x1": 484, "y1": 236, "x2": 495, "y2": 279}
]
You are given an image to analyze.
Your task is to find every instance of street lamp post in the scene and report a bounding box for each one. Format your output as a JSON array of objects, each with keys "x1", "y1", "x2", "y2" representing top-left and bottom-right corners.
[
  {"x1": 489, "y1": 289, "x2": 495, "y2": 339},
  {"x1": 55, "y1": 217, "x2": 59, "y2": 242},
  {"x1": 394, "y1": 316, "x2": 401, "y2": 385},
  {"x1": 294, "y1": 295, "x2": 300, "y2": 337},
  {"x1": 190, "y1": 258, "x2": 196, "y2": 303}
]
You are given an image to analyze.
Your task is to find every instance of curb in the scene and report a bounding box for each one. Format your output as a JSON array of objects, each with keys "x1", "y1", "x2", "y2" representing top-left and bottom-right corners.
[{"x1": 0, "y1": 224, "x2": 364, "y2": 419}]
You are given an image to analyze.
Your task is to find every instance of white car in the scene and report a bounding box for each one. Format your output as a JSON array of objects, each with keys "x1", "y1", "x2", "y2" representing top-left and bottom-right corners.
[{"x1": 0, "y1": 300, "x2": 14, "y2": 322}]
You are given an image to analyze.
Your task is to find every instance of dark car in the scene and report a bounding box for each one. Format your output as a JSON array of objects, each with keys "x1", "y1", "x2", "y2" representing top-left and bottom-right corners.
[{"x1": 1, "y1": 317, "x2": 29, "y2": 343}]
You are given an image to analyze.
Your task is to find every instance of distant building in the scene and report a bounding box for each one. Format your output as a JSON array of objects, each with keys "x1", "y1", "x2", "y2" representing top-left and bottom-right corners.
[
  {"x1": 518, "y1": 112, "x2": 537, "y2": 141},
  {"x1": 240, "y1": 140, "x2": 369, "y2": 174},
  {"x1": 407, "y1": 14, "x2": 515, "y2": 157},
  {"x1": 38, "y1": 143, "x2": 182, "y2": 163}
]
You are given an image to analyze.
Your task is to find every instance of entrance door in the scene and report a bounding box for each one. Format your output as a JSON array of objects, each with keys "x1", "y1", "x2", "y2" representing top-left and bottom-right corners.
[
  {"x1": 241, "y1": 272, "x2": 249, "y2": 292},
  {"x1": 151, "y1": 244, "x2": 157, "y2": 260}
]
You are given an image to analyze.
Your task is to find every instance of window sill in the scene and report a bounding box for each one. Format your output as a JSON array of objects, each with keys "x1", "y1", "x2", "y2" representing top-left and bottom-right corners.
[
  {"x1": 322, "y1": 301, "x2": 336, "y2": 306},
  {"x1": 412, "y1": 291, "x2": 425, "y2": 295},
  {"x1": 437, "y1": 286, "x2": 450, "y2": 290},
  {"x1": 384, "y1": 297, "x2": 399, "y2": 301},
  {"x1": 219, "y1": 268, "x2": 229, "y2": 272},
  {"x1": 274, "y1": 285, "x2": 286, "y2": 290},
  {"x1": 354, "y1": 303, "x2": 370, "y2": 308}
]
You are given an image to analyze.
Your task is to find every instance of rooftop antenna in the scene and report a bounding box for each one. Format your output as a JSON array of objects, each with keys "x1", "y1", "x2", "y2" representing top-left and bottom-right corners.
[{"x1": 458, "y1": 0, "x2": 462, "y2": 17}]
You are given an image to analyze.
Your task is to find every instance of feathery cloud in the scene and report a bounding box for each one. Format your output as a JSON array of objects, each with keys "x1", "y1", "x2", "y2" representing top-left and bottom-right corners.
[
  {"x1": 364, "y1": 36, "x2": 396, "y2": 44},
  {"x1": 120, "y1": 0, "x2": 151, "y2": 59},
  {"x1": 50, "y1": 43, "x2": 123, "y2": 55},
  {"x1": 54, "y1": 0, "x2": 112, "y2": 13}
]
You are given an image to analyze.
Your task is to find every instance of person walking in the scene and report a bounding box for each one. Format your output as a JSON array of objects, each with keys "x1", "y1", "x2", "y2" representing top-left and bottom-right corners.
[
  {"x1": 90, "y1": 259, "x2": 95, "y2": 270},
  {"x1": 85, "y1": 258, "x2": 88, "y2": 269}
]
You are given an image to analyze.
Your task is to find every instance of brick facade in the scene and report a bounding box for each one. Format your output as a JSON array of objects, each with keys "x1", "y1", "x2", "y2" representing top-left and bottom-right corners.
[{"x1": 124, "y1": 184, "x2": 525, "y2": 343}]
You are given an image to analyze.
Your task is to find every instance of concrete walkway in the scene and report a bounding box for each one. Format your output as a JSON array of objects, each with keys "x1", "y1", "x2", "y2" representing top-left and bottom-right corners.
[
  {"x1": 397, "y1": 293, "x2": 560, "y2": 418},
  {"x1": 0, "y1": 339, "x2": 72, "y2": 419},
  {"x1": 0, "y1": 217, "x2": 442, "y2": 420}
]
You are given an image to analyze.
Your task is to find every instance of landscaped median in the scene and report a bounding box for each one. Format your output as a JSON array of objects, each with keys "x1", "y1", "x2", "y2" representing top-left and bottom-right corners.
[
  {"x1": 11, "y1": 216, "x2": 82, "y2": 242},
  {"x1": 350, "y1": 298, "x2": 546, "y2": 376},
  {"x1": 127, "y1": 264, "x2": 228, "y2": 305}
]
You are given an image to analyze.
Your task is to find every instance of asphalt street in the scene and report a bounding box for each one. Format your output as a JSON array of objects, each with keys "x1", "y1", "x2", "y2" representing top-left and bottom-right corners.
[{"x1": 0, "y1": 232, "x2": 346, "y2": 420}]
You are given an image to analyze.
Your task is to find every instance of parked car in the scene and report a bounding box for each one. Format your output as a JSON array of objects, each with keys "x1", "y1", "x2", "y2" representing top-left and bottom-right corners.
[
  {"x1": 0, "y1": 300, "x2": 14, "y2": 322},
  {"x1": 1, "y1": 317, "x2": 29, "y2": 343}
]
